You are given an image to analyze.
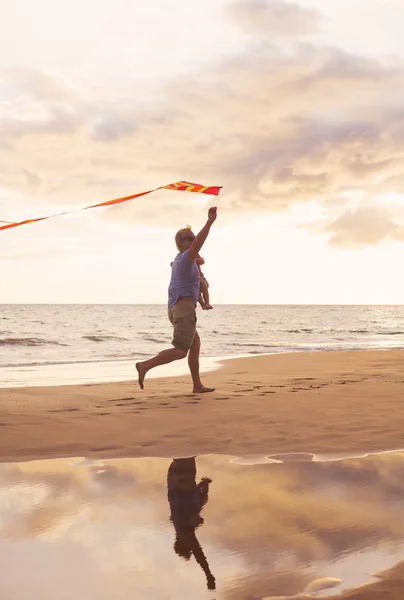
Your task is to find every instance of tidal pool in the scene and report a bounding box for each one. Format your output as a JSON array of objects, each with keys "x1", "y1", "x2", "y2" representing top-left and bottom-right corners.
[{"x1": 1, "y1": 451, "x2": 404, "y2": 599}]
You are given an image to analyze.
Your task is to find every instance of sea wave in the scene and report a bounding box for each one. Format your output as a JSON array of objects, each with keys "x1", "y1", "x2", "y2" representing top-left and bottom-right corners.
[
  {"x1": 0, "y1": 337, "x2": 66, "y2": 347},
  {"x1": 0, "y1": 353, "x2": 150, "y2": 369},
  {"x1": 376, "y1": 331, "x2": 404, "y2": 336},
  {"x1": 230, "y1": 342, "x2": 276, "y2": 348},
  {"x1": 142, "y1": 335, "x2": 169, "y2": 344},
  {"x1": 349, "y1": 329, "x2": 369, "y2": 334},
  {"x1": 82, "y1": 335, "x2": 129, "y2": 342}
]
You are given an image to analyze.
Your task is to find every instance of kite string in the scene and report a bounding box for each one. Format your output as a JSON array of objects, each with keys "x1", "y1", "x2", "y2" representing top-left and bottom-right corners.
[{"x1": 0, "y1": 181, "x2": 222, "y2": 232}]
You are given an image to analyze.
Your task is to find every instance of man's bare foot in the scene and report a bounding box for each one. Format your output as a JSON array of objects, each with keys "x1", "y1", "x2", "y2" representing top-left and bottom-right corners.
[
  {"x1": 193, "y1": 385, "x2": 215, "y2": 394},
  {"x1": 135, "y1": 362, "x2": 147, "y2": 390}
]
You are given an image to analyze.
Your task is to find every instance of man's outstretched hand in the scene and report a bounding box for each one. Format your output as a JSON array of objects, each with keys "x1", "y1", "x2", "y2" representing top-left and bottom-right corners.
[{"x1": 208, "y1": 206, "x2": 217, "y2": 224}]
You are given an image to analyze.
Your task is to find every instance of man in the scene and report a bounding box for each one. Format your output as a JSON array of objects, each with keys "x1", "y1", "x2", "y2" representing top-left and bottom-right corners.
[
  {"x1": 136, "y1": 206, "x2": 217, "y2": 393},
  {"x1": 167, "y1": 457, "x2": 216, "y2": 591}
]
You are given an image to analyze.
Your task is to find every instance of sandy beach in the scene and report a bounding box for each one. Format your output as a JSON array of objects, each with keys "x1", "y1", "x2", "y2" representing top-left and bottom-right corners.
[
  {"x1": 1, "y1": 349, "x2": 403, "y2": 463},
  {"x1": 2, "y1": 348, "x2": 404, "y2": 599}
]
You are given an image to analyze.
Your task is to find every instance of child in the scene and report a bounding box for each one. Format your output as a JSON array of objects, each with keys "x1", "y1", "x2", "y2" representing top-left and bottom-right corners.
[
  {"x1": 170, "y1": 252, "x2": 212, "y2": 310},
  {"x1": 196, "y1": 253, "x2": 212, "y2": 310}
]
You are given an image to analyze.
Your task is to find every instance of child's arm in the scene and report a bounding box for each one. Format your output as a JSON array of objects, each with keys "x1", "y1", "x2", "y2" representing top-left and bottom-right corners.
[
  {"x1": 196, "y1": 255, "x2": 205, "y2": 266},
  {"x1": 170, "y1": 261, "x2": 173, "y2": 267}
]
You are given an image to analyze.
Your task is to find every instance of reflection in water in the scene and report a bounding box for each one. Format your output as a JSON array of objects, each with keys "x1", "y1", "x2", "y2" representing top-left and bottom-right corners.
[
  {"x1": 167, "y1": 457, "x2": 215, "y2": 590},
  {"x1": 2, "y1": 452, "x2": 404, "y2": 598}
]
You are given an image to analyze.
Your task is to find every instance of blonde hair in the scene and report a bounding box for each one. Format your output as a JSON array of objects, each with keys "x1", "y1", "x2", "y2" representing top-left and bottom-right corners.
[{"x1": 174, "y1": 225, "x2": 193, "y2": 250}]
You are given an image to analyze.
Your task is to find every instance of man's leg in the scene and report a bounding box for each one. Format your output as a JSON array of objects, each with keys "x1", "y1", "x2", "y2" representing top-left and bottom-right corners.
[
  {"x1": 188, "y1": 334, "x2": 215, "y2": 394},
  {"x1": 136, "y1": 347, "x2": 186, "y2": 390}
]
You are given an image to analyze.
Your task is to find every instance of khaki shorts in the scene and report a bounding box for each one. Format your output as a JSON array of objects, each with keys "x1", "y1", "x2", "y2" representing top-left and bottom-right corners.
[{"x1": 168, "y1": 302, "x2": 200, "y2": 352}]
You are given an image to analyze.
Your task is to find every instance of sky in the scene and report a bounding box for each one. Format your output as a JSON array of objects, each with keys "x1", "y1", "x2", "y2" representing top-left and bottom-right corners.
[{"x1": 1, "y1": 0, "x2": 404, "y2": 304}]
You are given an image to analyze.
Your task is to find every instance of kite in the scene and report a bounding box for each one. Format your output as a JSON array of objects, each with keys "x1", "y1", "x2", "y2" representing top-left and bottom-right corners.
[{"x1": 0, "y1": 181, "x2": 222, "y2": 232}]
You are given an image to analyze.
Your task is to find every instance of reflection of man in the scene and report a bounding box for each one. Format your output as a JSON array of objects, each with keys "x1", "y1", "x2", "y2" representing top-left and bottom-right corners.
[{"x1": 167, "y1": 457, "x2": 216, "y2": 590}]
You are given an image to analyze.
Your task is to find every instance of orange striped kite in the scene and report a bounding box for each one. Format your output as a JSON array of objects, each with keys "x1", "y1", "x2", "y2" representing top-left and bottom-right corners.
[{"x1": 0, "y1": 181, "x2": 222, "y2": 232}]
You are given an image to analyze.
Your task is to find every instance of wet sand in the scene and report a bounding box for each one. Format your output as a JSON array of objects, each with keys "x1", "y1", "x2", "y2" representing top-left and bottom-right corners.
[
  {"x1": 2, "y1": 452, "x2": 404, "y2": 599},
  {"x1": 1, "y1": 349, "x2": 404, "y2": 464},
  {"x1": 2, "y1": 349, "x2": 404, "y2": 598}
]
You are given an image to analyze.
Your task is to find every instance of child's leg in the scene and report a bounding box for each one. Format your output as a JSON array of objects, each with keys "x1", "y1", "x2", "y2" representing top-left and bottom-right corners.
[
  {"x1": 200, "y1": 279, "x2": 212, "y2": 310},
  {"x1": 200, "y1": 279, "x2": 210, "y2": 305}
]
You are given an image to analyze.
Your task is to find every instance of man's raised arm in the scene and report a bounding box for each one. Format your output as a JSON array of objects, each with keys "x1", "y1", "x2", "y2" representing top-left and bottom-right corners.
[{"x1": 187, "y1": 207, "x2": 217, "y2": 263}]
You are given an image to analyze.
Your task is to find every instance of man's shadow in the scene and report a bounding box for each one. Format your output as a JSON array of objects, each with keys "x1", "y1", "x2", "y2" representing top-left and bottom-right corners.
[{"x1": 167, "y1": 457, "x2": 216, "y2": 590}]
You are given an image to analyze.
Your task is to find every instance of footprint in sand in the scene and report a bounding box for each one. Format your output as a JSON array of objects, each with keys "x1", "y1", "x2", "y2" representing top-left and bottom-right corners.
[{"x1": 114, "y1": 400, "x2": 146, "y2": 407}]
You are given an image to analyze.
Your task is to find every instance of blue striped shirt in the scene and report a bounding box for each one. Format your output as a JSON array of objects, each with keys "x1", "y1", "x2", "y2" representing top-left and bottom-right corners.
[{"x1": 168, "y1": 249, "x2": 200, "y2": 308}]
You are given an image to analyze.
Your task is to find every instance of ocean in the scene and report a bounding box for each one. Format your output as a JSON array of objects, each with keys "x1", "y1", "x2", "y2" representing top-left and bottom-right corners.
[{"x1": 1, "y1": 304, "x2": 404, "y2": 387}]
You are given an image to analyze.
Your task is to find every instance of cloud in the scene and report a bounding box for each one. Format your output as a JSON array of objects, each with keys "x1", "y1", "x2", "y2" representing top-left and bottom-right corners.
[
  {"x1": 2, "y1": 6, "x2": 404, "y2": 247},
  {"x1": 91, "y1": 116, "x2": 138, "y2": 141},
  {"x1": 226, "y1": 0, "x2": 320, "y2": 37},
  {"x1": 0, "y1": 108, "x2": 81, "y2": 148},
  {"x1": 0, "y1": 67, "x2": 81, "y2": 102},
  {"x1": 22, "y1": 169, "x2": 42, "y2": 191},
  {"x1": 0, "y1": 69, "x2": 88, "y2": 146},
  {"x1": 322, "y1": 205, "x2": 404, "y2": 248}
]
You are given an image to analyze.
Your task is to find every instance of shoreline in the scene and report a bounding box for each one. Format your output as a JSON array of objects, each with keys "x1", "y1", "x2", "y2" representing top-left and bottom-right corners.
[
  {"x1": 1, "y1": 348, "x2": 404, "y2": 463},
  {"x1": 1, "y1": 345, "x2": 400, "y2": 389},
  {"x1": 5, "y1": 446, "x2": 404, "y2": 467},
  {"x1": 0, "y1": 354, "x2": 228, "y2": 389}
]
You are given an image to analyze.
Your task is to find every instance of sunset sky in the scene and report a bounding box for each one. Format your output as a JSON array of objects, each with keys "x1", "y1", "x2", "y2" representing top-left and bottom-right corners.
[{"x1": 2, "y1": 0, "x2": 404, "y2": 304}]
